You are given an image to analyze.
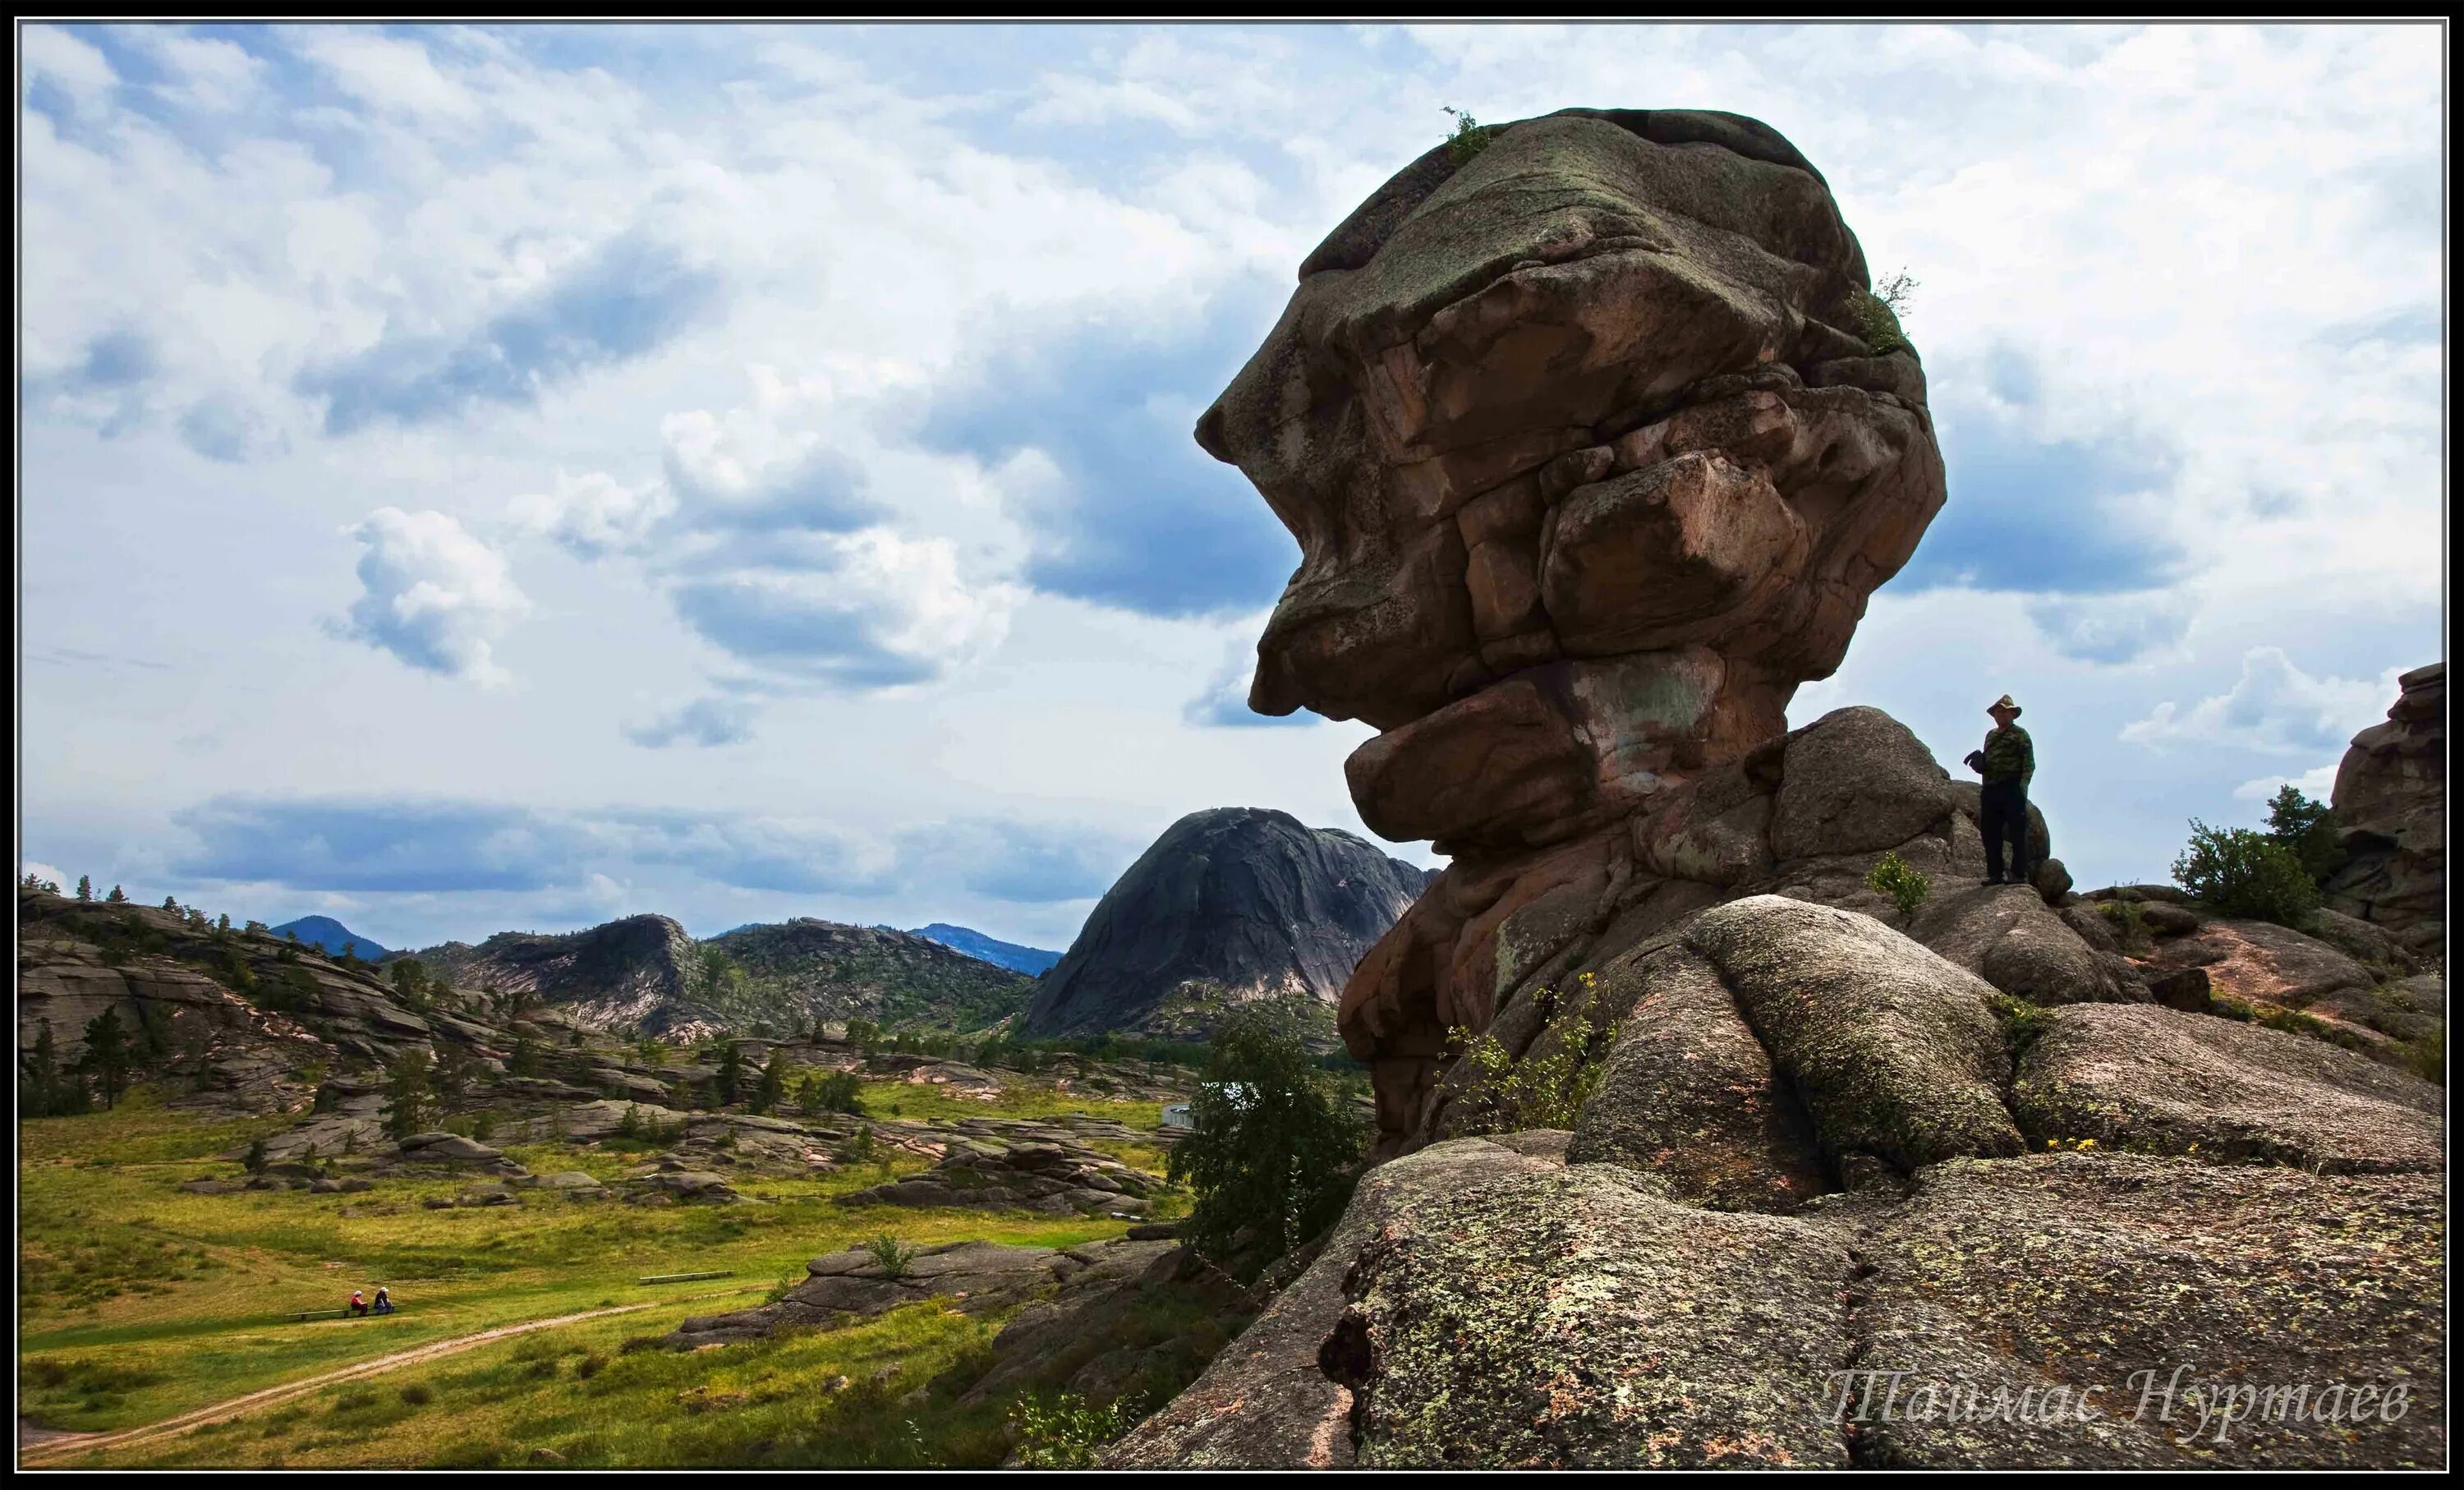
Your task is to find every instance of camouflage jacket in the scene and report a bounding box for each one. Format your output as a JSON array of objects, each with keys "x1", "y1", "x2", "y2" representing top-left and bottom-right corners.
[{"x1": 1981, "y1": 724, "x2": 2034, "y2": 787}]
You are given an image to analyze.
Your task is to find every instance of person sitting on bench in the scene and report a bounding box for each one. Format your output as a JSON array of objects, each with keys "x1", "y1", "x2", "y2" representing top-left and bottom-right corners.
[
  {"x1": 349, "y1": 1290, "x2": 370, "y2": 1318},
  {"x1": 372, "y1": 1285, "x2": 393, "y2": 1315}
]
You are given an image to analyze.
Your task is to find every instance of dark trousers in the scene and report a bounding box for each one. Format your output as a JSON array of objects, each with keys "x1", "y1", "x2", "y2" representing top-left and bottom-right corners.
[{"x1": 1980, "y1": 779, "x2": 2032, "y2": 882}]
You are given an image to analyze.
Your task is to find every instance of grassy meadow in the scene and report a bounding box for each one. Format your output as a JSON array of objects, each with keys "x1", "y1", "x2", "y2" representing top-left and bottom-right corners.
[{"x1": 19, "y1": 1074, "x2": 1191, "y2": 1467}]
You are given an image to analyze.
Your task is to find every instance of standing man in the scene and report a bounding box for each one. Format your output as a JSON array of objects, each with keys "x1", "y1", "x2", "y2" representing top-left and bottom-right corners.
[{"x1": 1964, "y1": 694, "x2": 2035, "y2": 886}]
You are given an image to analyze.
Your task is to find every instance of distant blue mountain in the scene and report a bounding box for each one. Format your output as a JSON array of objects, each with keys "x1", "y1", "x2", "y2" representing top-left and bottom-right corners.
[
  {"x1": 903, "y1": 923, "x2": 1064, "y2": 977},
  {"x1": 269, "y1": 916, "x2": 391, "y2": 960}
]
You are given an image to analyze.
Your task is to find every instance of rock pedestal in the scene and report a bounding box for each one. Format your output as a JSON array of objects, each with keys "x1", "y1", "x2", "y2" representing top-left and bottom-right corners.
[{"x1": 1195, "y1": 108, "x2": 1950, "y2": 1155}]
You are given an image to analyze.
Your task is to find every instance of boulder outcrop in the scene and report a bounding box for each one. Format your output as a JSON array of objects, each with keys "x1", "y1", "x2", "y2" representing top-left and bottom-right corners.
[
  {"x1": 2322, "y1": 661, "x2": 2444, "y2": 958},
  {"x1": 837, "y1": 1138, "x2": 1161, "y2": 1218}
]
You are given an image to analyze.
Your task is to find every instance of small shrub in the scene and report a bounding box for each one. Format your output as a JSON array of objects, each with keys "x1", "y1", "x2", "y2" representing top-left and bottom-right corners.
[
  {"x1": 1987, "y1": 992, "x2": 2054, "y2": 1060},
  {"x1": 2172, "y1": 820, "x2": 2321, "y2": 927},
  {"x1": 1009, "y1": 1392, "x2": 1145, "y2": 1469},
  {"x1": 1441, "y1": 104, "x2": 1496, "y2": 165},
  {"x1": 1844, "y1": 271, "x2": 1915, "y2": 355},
  {"x1": 763, "y1": 1272, "x2": 803, "y2": 1305},
  {"x1": 574, "y1": 1353, "x2": 606, "y2": 1380},
  {"x1": 618, "y1": 1335, "x2": 665, "y2": 1355},
  {"x1": 1446, "y1": 976, "x2": 1621, "y2": 1136},
  {"x1": 2095, "y1": 899, "x2": 2154, "y2": 954},
  {"x1": 864, "y1": 1233, "x2": 916, "y2": 1281},
  {"x1": 398, "y1": 1383, "x2": 433, "y2": 1406},
  {"x1": 1864, "y1": 851, "x2": 1931, "y2": 922}
]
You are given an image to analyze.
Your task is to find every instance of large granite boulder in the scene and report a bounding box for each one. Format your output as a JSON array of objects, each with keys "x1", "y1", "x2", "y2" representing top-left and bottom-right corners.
[
  {"x1": 1119, "y1": 913, "x2": 2446, "y2": 1469},
  {"x1": 2011, "y1": 1003, "x2": 2443, "y2": 1173},
  {"x1": 2322, "y1": 661, "x2": 2444, "y2": 958}
]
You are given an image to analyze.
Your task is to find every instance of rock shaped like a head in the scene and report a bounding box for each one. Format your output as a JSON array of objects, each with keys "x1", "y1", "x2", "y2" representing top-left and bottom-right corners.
[{"x1": 1200, "y1": 109, "x2": 1946, "y2": 858}]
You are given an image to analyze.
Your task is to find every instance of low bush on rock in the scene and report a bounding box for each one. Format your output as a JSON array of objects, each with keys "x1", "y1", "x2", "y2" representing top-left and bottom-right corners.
[
  {"x1": 2172, "y1": 820, "x2": 2321, "y2": 927},
  {"x1": 1864, "y1": 851, "x2": 1931, "y2": 922},
  {"x1": 1008, "y1": 1391, "x2": 1144, "y2": 1469},
  {"x1": 1448, "y1": 973, "x2": 1621, "y2": 1134}
]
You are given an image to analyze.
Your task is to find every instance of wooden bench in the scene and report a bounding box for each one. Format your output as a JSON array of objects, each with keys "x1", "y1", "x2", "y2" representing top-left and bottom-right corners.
[
  {"x1": 293, "y1": 1307, "x2": 401, "y2": 1321},
  {"x1": 638, "y1": 1271, "x2": 734, "y2": 1285}
]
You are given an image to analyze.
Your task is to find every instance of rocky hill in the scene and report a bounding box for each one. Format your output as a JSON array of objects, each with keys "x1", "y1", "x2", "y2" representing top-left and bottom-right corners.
[
  {"x1": 412, "y1": 913, "x2": 692, "y2": 1028},
  {"x1": 701, "y1": 919, "x2": 1037, "y2": 1035},
  {"x1": 906, "y1": 923, "x2": 1064, "y2": 977},
  {"x1": 268, "y1": 916, "x2": 390, "y2": 959},
  {"x1": 1109, "y1": 107, "x2": 2447, "y2": 1469},
  {"x1": 1022, "y1": 807, "x2": 1429, "y2": 1042},
  {"x1": 411, "y1": 913, "x2": 1035, "y2": 1039}
]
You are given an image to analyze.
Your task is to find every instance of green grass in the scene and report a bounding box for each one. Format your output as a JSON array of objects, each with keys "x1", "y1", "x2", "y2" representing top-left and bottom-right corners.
[
  {"x1": 18, "y1": 1084, "x2": 1166, "y2": 1441},
  {"x1": 847, "y1": 1075, "x2": 1166, "y2": 1129},
  {"x1": 58, "y1": 1297, "x2": 1017, "y2": 1468}
]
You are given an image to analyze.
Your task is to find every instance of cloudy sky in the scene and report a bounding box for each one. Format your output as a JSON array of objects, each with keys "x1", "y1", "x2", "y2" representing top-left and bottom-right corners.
[{"x1": 18, "y1": 22, "x2": 2443, "y2": 954}]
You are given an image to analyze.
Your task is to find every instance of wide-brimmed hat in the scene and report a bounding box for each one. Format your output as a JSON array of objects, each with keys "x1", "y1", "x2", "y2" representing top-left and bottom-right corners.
[{"x1": 1988, "y1": 694, "x2": 2021, "y2": 715}]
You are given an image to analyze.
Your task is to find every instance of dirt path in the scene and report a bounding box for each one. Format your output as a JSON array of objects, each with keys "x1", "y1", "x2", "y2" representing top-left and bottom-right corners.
[{"x1": 20, "y1": 1294, "x2": 729, "y2": 1466}]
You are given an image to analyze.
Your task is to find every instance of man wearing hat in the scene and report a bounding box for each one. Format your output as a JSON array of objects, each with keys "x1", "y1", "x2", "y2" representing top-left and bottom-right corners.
[{"x1": 1963, "y1": 695, "x2": 2035, "y2": 886}]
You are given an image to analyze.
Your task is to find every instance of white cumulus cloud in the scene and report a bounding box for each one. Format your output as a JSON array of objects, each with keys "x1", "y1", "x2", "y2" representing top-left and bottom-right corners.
[
  {"x1": 510, "y1": 468, "x2": 675, "y2": 559},
  {"x1": 337, "y1": 508, "x2": 531, "y2": 686},
  {"x1": 2121, "y1": 646, "x2": 2396, "y2": 756}
]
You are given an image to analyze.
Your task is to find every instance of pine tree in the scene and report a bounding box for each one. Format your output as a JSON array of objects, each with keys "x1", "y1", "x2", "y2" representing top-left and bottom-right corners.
[
  {"x1": 217, "y1": 913, "x2": 231, "y2": 934},
  {"x1": 508, "y1": 1036, "x2": 542, "y2": 1078},
  {"x1": 80, "y1": 1007, "x2": 135, "y2": 1111},
  {"x1": 76, "y1": 876, "x2": 93, "y2": 902},
  {"x1": 432, "y1": 1042, "x2": 474, "y2": 1103},
  {"x1": 713, "y1": 1041, "x2": 746, "y2": 1107},
  {"x1": 21, "y1": 1020, "x2": 62, "y2": 1116},
  {"x1": 752, "y1": 1050, "x2": 789, "y2": 1115},
  {"x1": 106, "y1": 884, "x2": 127, "y2": 904},
  {"x1": 163, "y1": 894, "x2": 178, "y2": 910},
  {"x1": 243, "y1": 1136, "x2": 269, "y2": 1173},
  {"x1": 383, "y1": 1049, "x2": 439, "y2": 1140}
]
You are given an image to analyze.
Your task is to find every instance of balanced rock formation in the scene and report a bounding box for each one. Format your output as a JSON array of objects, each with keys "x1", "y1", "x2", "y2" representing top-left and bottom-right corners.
[
  {"x1": 2323, "y1": 661, "x2": 2444, "y2": 958},
  {"x1": 1121, "y1": 109, "x2": 2448, "y2": 1469},
  {"x1": 1198, "y1": 108, "x2": 1949, "y2": 1150},
  {"x1": 1023, "y1": 807, "x2": 1427, "y2": 1041}
]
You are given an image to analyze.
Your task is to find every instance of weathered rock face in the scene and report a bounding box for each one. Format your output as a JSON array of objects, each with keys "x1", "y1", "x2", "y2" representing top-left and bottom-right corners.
[
  {"x1": 2323, "y1": 661, "x2": 2444, "y2": 958},
  {"x1": 1117, "y1": 907, "x2": 2446, "y2": 1469},
  {"x1": 1345, "y1": 703, "x2": 2078, "y2": 1155},
  {"x1": 1022, "y1": 807, "x2": 1427, "y2": 1041},
  {"x1": 1198, "y1": 110, "x2": 1956, "y2": 1147}
]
